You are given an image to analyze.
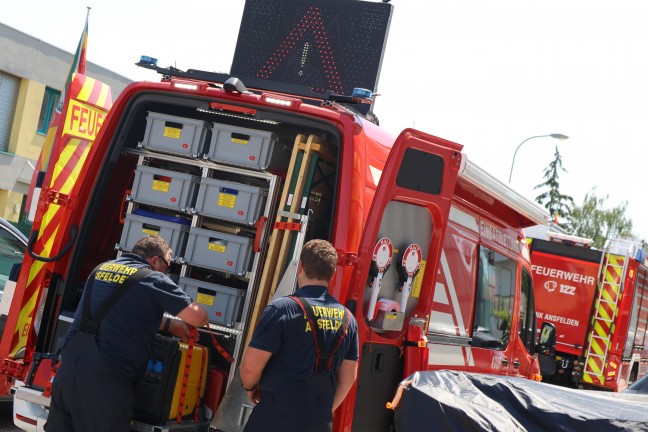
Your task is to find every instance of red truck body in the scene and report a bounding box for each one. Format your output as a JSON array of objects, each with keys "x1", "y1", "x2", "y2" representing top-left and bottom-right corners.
[
  {"x1": 531, "y1": 234, "x2": 648, "y2": 391},
  {"x1": 0, "y1": 69, "x2": 550, "y2": 432}
]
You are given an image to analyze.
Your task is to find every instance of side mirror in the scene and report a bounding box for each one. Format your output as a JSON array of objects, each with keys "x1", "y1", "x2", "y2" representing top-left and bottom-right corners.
[{"x1": 536, "y1": 322, "x2": 556, "y2": 356}]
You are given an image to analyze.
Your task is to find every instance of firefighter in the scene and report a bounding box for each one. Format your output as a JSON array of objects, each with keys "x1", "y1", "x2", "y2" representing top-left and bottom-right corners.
[
  {"x1": 45, "y1": 235, "x2": 208, "y2": 432},
  {"x1": 240, "y1": 239, "x2": 359, "y2": 432}
]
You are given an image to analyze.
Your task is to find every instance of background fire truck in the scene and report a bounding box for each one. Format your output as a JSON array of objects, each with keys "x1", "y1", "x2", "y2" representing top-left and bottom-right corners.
[
  {"x1": 530, "y1": 231, "x2": 648, "y2": 392},
  {"x1": 1, "y1": 1, "x2": 555, "y2": 431}
]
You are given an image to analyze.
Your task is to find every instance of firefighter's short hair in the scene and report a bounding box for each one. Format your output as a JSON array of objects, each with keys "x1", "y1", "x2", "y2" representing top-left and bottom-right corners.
[
  {"x1": 300, "y1": 239, "x2": 337, "y2": 282},
  {"x1": 132, "y1": 235, "x2": 171, "y2": 260}
]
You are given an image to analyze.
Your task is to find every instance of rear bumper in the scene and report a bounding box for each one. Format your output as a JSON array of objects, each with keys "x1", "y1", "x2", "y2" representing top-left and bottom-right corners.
[{"x1": 12, "y1": 383, "x2": 49, "y2": 432}]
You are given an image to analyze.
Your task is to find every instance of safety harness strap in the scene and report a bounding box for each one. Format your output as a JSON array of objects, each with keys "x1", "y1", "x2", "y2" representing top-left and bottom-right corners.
[
  {"x1": 289, "y1": 296, "x2": 350, "y2": 372},
  {"x1": 80, "y1": 266, "x2": 152, "y2": 335},
  {"x1": 177, "y1": 328, "x2": 198, "y2": 423}
]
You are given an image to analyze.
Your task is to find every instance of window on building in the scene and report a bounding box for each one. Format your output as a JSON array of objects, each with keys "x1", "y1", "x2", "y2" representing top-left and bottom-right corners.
[
  {"x1": 37, "y1": 88, "x2": 61, "y2": 135},
  {"x1": 472, "y1": 246, "x2": 515, "y2": 350}
]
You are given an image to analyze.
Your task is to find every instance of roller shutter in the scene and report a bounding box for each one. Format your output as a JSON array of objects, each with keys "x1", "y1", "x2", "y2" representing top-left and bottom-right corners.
[{"x1": 0, "y1": 72, "x2": 19, "y2": 153}]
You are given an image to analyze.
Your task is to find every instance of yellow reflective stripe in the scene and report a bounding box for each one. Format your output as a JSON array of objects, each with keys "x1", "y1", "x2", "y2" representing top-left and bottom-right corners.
[
  {"x1": 25, "y1": 259, "x2": 46, "y2": 287},
  {"x1": 51, "y1": 139, "x2": 79, "y2": 186},
  {"x1": 11, "y1": 288, "x2": 41, "y2": 357},
  {"x1": 40, "y1": 205, "x2": 61, "y2": 238},
  {"x1": 78, "y1": 76, "x2": 95, "y2": 102},
  {"x1": 96, "y1": 83, "x2": 110, "y2": 108},
  {"x1": 60, "y1": 141, "x2": 92, "y2": 194}
]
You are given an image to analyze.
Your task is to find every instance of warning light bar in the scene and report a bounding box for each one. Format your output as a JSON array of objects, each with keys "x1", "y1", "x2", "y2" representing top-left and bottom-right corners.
[
  {"x1": 172, "y1": 82, "x2": 200, "y2": 91},
  {"x1": 261, "y1": 93, "x2": 302, "y2": 109}
]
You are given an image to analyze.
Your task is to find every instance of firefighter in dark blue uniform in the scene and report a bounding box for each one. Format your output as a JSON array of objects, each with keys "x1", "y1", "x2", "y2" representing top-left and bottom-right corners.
[
  {"x1": 45, "y1": 235, "x2": 208, "y2": 432},
  {"x1": 241, "y1": 239, "x2": 359, "y2": 432}
]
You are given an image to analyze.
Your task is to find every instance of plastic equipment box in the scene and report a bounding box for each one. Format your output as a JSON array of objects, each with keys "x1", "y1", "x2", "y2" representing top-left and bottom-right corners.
[
  {"x1": 119, "y1": 213, "x2": 190, "y2": 259},
  {"x1": 133, "y1": 334, "x2": 208, "y2": 424},
  {"x1": 130, "y1": 165, "x2": 198, "y2": 212},
  {"x1": 194, "y1": 177, "x2": 266, "y2": 225},
  {"x1": 183, "y1": 227, "x2": 254, "y2": 275},
  {"x1": 138, "y1": 112, "x2": 209, "y2": 158},
  {"x1": 203, "y1": 123, "x2": 278, "y2": 170},
  {"x1": 178, "y1": 276, "x2": 245, "y2": 326}
]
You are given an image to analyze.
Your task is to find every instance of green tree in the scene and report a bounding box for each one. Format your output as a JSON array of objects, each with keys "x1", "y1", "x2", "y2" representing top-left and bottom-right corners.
[
  {"x1": 566, "y1": 188, "x2": 634, "y2": 248},
  {"x1": 534, "y1": 146, "x2": 574, "y2": 221}
]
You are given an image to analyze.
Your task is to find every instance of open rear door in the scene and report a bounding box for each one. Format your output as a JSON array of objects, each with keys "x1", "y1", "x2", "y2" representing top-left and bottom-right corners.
[{"x1": 345, "y1": 129, "x2": 462, "y2": 432}]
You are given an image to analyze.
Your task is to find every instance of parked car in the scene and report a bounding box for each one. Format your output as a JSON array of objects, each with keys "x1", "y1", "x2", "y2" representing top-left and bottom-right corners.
[{"x1": 0, "y1": 218, "x2": 27, "y2": 296}]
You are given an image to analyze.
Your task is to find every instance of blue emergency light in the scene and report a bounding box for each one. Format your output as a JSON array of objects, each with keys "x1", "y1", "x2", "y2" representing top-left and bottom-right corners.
[
  {"x1": 352, "y1": 88, "x2": 373, "y2": 100},
  {"x1": 139, "y1": 56, "x2": 158, "y2": 66}
]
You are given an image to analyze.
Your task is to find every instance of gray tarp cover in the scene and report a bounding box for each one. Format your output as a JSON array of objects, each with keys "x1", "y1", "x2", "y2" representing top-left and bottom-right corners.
[{"x1": 394, "y1": 370, "x2": 648, "y2": 431}]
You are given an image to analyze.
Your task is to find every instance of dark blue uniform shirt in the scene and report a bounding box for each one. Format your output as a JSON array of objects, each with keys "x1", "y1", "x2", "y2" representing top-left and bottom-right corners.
[
  {"x1": 249, "y1": 285, "x2": 359, "y2": 392},
  {"x1": 65, "y1": 253, "x2": 192, "y2": 379}
]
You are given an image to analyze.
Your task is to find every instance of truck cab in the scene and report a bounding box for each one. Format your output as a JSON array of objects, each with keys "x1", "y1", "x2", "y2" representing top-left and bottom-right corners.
[
  {"x1": 530, "y1": 232, "x2": 648, "y2": 392},
  {"x1": 426, "y1": 160, "x2": 547, "y2": 379}
]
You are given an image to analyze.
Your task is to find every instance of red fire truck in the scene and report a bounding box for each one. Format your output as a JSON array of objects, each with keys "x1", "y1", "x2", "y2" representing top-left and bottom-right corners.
[
  {"x1": 530, "y1": 231, "x2": 648, "y2": 391},
  {"x1": 1, "y1": 1, "x2": 555, "y2": 431}
]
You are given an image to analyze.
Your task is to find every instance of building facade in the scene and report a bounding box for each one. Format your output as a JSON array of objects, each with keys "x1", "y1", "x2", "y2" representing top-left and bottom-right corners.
[{"x1": 0, "y1": 23, "x2": 132, "y2": 226}]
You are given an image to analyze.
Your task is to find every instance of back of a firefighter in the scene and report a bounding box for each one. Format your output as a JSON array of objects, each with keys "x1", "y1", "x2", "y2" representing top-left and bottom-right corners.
[
  {"x1": 240, "y1": 239, "x2": 359, "y2": 432},
  {"x1": 45, "y1": 235, "x2": 208, "y2": 432}
]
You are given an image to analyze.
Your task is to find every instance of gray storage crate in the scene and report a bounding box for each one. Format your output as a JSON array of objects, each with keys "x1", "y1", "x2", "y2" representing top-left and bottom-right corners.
[
  {"x1": 130, "y1": 165, "x2": 198, "y2": 211},
  {"x1": 119, "y1": 213, "x2": 189, "y2": 259},
  {"x1": 178, "y1": 277, "x2": 245, "y2": 326},
  {"x1": 204, "y1": 123, "x2": 278, "y2": 170},
  {"x1": 139, "y1": 112, "x2": 209, "y2": 158},
  {"x1": 194, "y1": 178, "x2": 266, "y2": 225},
  {"x1": 183, "y1": 227, "x2": 254, "y2": 275}
]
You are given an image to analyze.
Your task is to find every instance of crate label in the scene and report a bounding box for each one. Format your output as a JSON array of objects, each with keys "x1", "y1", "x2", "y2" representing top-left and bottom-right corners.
[
  {"x1": 152, "y1": 180, "x2": 170, "y2": 192},
  {"x1": 218, "y1": 187, "x2": 239, "y2": 208},
  {"x1": 208, "y1": 241, "x2": 227, "y2": 253},
  {"x1": 142, "y1": 228, "x2": 159, "y2": 236},
  {"x1": 218, "y1": 193, "x2": 237, "y2": 208},
  {"x1": 231, "y1": 138, "x2": 249, "y2": 145},
  {"x1": 196, "y1": 292, "x2": 215, "y2": 306},
  {"x1": 164, "y1": 126, "x2": 182, "y2": 139}
]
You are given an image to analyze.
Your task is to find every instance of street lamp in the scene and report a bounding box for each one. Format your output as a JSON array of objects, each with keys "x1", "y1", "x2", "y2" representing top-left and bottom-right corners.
[{"x1": 508, "y1": 133, "x2": 569, "y2": 183}]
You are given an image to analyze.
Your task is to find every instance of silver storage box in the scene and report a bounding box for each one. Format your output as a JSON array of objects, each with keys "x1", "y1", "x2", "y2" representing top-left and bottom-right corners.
[
  {"x1": 119, "y1": 213, "x2": 190, "y2": 259},
  {"x1": 178, "y1": 276, "x2": 245, "y2": 326},
  {"x1": 139, "y1": 112, "x2": 209, "y2": 158},
  {"x1": 183, "y1": 227, "x2": 254, "y2": 275},
  {"x1": 130, "y1": 165, "x2": 198, "y2": 212},
  {"x1": 194, "y1": 178, "x2": 266, "y2": 225},
  {"x1": 204, "y1": 123, "x2": 278, "y2": 170}
]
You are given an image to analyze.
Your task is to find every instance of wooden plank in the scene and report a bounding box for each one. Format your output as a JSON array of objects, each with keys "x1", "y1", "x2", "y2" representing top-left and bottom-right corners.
[
  {"x1": 244, "y1": 134, "x2": 306, "y2": 347},
  {"x1": 244, "y1": 134, "x2": 326, "y2": 347},
  {"x1": 269, "y1": 135, "x2": 322, "y2": 297}
]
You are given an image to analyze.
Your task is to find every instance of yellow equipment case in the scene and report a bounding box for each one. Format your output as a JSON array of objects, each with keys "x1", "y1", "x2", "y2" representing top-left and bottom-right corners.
[{"x1": 133, "y1": 334, "x2": 208, "y2": 425}]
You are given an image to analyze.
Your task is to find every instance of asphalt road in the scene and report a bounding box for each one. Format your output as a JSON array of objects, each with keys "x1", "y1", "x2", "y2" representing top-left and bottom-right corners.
[{"x1": 0, "y1": 403, "x2": 19, "y2": 431}]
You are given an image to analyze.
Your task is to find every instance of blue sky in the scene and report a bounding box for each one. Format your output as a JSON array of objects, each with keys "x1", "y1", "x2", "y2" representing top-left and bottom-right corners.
[{"x1": 5, "y1": 0, "x2": 648, "y2": 239}]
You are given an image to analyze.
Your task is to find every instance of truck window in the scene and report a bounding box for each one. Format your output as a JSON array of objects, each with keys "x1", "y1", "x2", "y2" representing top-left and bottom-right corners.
[
  {"x1": 473, "y1": 246, "x2": 513, "y2": 350},
  {"x1": 519, "y1": 269, "x2": 536, "y2": 354}
]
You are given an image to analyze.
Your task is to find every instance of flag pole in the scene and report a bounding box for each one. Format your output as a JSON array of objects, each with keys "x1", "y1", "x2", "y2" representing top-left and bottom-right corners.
[{"x1": 25, "y1": 8, "x2": 92, "y2": 221}]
